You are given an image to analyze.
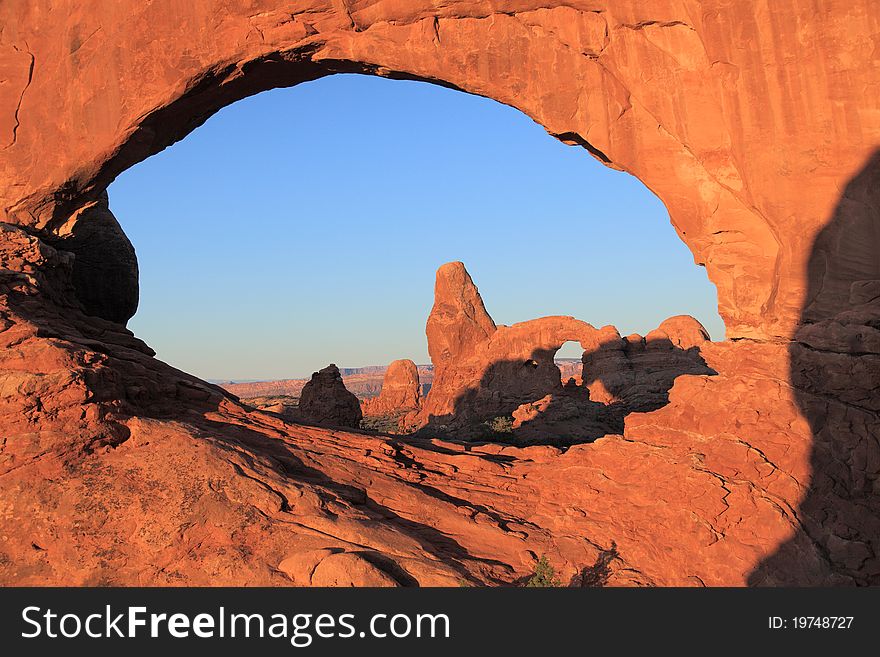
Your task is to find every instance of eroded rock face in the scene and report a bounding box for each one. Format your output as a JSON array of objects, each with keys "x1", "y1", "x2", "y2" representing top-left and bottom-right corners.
[
  {"x1": 512, "y1": 320, "x2": 716, "y2": 444},
  {"x1": 417, "y1": 262, "x2": 716, "y2": 442},
  {"x1": 583, "y1": 318, "x2": 714, "y2": 411},
  {"x1": 296, "y1": 364, "x2": 362, "y2": 429},
  {"x1": 0, "y1": 1, "x2": 877, "y2": 586},
  {"x1": 646, "y1": 315, "x2": 711, "y2": 351}
]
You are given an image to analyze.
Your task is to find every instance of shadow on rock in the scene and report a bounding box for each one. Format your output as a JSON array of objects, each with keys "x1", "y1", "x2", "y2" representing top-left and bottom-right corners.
[
  {"x1": 748, "y1": 150, "x2": 880, "y2": 585},
  {"x1": 570, "y1": 541, "x2": 619, "y2": 587},
  {"x1": 420, "y1": 335, "x2": 716, "y2": 446}
]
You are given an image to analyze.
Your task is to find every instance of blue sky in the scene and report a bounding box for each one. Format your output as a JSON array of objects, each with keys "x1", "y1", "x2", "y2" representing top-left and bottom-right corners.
[{"x1": 108, "y1": 74, "x2": 723, "y2": 381}]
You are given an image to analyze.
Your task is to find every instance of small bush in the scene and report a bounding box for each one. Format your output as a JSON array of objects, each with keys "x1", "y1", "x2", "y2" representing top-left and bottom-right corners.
[
  {"x1": 360, "y1": 411, "x2": 418, "y2": 435},
  {"x1": 360, "y1": 413, "x2": 402, "y2": 434},
  {"x1": 525, "y1": 555, "x2": 560, "y2": 587},
  {"x1": 484, "y1": 415, "x2": 514, "y2": 434}
]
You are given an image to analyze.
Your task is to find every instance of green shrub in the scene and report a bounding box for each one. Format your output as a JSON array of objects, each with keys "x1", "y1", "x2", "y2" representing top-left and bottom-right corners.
[
  {"x1": 360, "y1": 413, "x2": 401, "y2": 434},
  {"x1": 525, "y1": 555, "x2": 560, "y2": 587},
  {"x1": 484, "y1": 415, "x2": 514, "y2": 434}
]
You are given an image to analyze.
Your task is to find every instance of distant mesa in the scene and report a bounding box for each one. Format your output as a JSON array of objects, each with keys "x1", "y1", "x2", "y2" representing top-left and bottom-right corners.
[{"x1": 223, "y1": 365, "x2": 433, "y2": 401}]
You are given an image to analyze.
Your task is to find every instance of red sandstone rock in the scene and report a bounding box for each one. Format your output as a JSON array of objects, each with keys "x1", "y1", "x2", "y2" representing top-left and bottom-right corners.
[
  {"x1": 295, "y1": 364, "x2": 363, "y2": 429},
  {"x1": 0, "y1": 229, "x2": 874, "y2": 584},
  {"x1": 224, "y1": 379, "x2": 308, "y2": 399},
  {"x1": 645, "y1": 315, "x2": 711, "y2": 350},
  {"x1": 416, "y1": 262, "x2": 716, "y2": 443},
  {"x1": 418, "y1": 262, "x2": 621, "y2": 433},
  {"x1": 426, "y1": 262, "x2": 497, "y2": 368},
  {"x1": 361, "y1": 359, "x2": 422, "y2": 430},
  {"x1": 581, "y1": 325, "x2": 714, "y2": 412},
  {"x1": 0, "y1": 1, "x2": 877, "y2": 587},
  {"x1": 2, "y1": 1, "x2": 877, "y2": 339}
]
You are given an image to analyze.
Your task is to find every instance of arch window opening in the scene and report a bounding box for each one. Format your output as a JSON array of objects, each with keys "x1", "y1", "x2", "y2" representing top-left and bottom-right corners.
[{"x1": 108, "y1": 74, "x2": 722, "y2": 442}]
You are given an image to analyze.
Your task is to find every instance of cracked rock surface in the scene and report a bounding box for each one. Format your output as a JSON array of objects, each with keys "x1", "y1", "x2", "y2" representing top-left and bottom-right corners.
[{"x1": 0, "y1": 1, "x2": 878, "y2": 585}]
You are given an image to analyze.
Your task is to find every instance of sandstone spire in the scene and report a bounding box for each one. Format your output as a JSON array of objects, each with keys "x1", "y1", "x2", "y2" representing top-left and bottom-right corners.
[
  {"x1": 362, "y1": 359, "x2": 422, "y2": 416},
  {"x1": 426, "y1": 261, "x2": 497, "y2": 367}
]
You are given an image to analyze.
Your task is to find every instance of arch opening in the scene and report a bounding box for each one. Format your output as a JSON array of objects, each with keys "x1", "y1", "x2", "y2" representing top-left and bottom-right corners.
[
  {"x1": 106, "y1": 74, "x2": 723, "y2": 393},
  {"x1": 92, "y1": 73, "x2": 726, "y2": 445}
]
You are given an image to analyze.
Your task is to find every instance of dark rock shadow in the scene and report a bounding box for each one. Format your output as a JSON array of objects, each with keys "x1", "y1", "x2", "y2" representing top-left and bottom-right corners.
[
  {"x1": 748, "y1": 150, "x2": 880, "y2": 585},
  {"x1": 419, "y1": 337, "x2": 716, "y2": 446},
  {"x1": 570, "y1": 541, "x2": 619, "y2": 587}
]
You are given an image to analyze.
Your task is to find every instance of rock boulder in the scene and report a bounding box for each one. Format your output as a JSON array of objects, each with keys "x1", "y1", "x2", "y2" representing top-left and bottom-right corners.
[{"x1": 296, "y1": 364, "x2": 362, "y2": 429}]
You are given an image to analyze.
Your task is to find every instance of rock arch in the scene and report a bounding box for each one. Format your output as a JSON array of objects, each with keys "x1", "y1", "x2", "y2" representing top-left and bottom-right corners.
[
  {"x1": 0, "y1": 1, "x2": 878, "y2": 586},
  {"x1": 3, "y1": 1, "x2": 877, "y2": 340},
  {"x1": 420, "y1": 262, "x2": 620, "y2": 425},
  {"x1": 418, "y1": 262, "x2": 716, "y2": 441}
]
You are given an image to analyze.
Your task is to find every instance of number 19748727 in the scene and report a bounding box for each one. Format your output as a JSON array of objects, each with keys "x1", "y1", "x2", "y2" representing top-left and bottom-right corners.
[{"x1": 768, "y1": 616, "x2": 854, "y2": 630}]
